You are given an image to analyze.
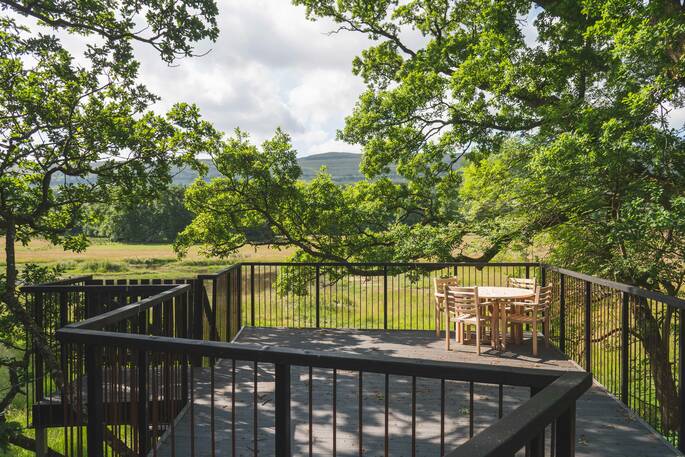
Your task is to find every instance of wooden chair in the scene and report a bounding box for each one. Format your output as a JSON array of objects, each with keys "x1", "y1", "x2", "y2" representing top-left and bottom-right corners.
[
  {"x1": 444, "y1": 286, "x2": 489, "y2": 354},
  {"x1": 505, "y1": 286, "x2": 552, "y2": 356},
  {"x1": 507, "y1": 277, "x2": 537, "y2": 290},
  {"x1": 433, "y1": 276, "x2": 459, "y2": 337},
  {"x1": 506, "y1": 277, "x2": 537, "y2": 343}
]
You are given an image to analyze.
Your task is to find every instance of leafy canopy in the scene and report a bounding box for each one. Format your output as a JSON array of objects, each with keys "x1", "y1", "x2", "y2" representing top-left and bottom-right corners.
[{"x1": 0, "y1": 0, "x2": 220, "y2": 452}]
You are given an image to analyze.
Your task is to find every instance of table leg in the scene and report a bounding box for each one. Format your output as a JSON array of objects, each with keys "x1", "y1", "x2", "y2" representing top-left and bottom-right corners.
[{"x1": 490, "y1": 305, "x2": 497, "y2": 348}]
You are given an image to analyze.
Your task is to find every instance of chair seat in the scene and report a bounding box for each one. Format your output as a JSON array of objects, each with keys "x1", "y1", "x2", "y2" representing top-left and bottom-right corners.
[
  {"x1": 453, "y1": 314, "x2": 489, "y2": 324},
  {"x1": 507, "y1": 313, "x2": 545, "y2": 324}
]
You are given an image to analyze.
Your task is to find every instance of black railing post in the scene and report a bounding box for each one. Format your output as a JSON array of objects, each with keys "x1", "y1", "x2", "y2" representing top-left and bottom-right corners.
[
  {"x1": 86, "y1": 344, "x2": 104, "y2": 457},
  {"x1": 227, "y1": 271, "x2": 232, "y2": 340},
  {"x1": 34, "y1": 291, "x2": 47, "y2": 457},
  {"x1": 584, "y1": 280, "x2": 592, "y2": 372},
  {"x1": 192, "y1": 279, "x2": 203, "y2": 340},
  {"x1": 526, "y1": 385, "x2": 545, "y2": 457},
  {"x1": 315, "y1": 265, "x2": 320, "y2": 328},
  {"x1": 137, "y1": 310, "x2": 150, "y2": 455},
  {"x1": 383, "y1": 266, "x2": 388, "y2": 330},
  {"x1": 555, "y1": 404, "x2": 576, "y2": 457},
  {"x1": 237, "y1": 265, "x2": 243, "y2": 331},
  {"x1": 137, "y1": 349, "x2": 149, "y2": 456},
  {"x1": 275, "y1": 362, "x2": 291, "y2": 457},
  {"x1": 211, "y1": 279, "x2": 218, "y2": 341},
  {"x1": 540, "y1": 264, "x2": 546, "y2": 286},
  {"x1": 679, "y1": 308, "x2": 685, "y2": 453},
  {"x1": 621, "y1": 292, "x2": 630, "y2": 405},
  {"x1": 559, "y1": 274, "x2": 566, "y2": 353},
  {"x1": 250, "y1": 265, "x2": 255, "y2": 327}
]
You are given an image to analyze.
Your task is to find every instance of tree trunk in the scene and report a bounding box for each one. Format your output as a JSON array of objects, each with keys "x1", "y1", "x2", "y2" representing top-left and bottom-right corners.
[
  {"x1": 2, "y1": 219, "x2": 64, "y2": 389},
  {"x1": 631, "y1": 294, "x2": 680, "y2": 431}
]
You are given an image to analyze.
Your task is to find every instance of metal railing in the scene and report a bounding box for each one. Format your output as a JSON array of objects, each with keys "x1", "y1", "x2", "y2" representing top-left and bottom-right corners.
[
  {"x1": 240, "y1": 262, "x2": 540, "y2": 330},
  {"x1": 544, "y1": 265, "x2": 685, "y2": 450},
  {"x1": 24, "y1": 260, "x2": 685, "y2": 454},
  {"x1": 55, "y1": 278, "x2": 590, "y2": 457}
]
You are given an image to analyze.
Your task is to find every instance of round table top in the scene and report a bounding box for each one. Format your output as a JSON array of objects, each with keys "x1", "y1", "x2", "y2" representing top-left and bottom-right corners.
[{"x1": 477, "y1": 286, "x2": 535, "y2": 300}]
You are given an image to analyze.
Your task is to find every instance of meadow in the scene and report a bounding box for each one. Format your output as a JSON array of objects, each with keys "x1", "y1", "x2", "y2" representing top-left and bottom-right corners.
[
  {"x1": 0, "y1": 238, "x2": 297, "y2": 456},
  {"x1": 3, "y1": 237, "x2": 295, "y2": 279}
]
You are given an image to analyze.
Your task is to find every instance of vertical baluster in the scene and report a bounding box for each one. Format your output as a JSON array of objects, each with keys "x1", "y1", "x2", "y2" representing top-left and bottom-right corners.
[
  {"x1": 275, "y1": 363, "x2": 291, "y2": 457},
  {"x1": 384, "y1": 373, "x2": 389, "y2": 457}
]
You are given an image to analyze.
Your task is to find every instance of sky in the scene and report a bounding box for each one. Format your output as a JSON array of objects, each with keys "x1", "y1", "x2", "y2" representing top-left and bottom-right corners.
[
  {"x1": 133, "y1": 1, "x2": 371, "y2": 157},
  {"x1": 15, "y1": 1, "x2": 685, "y2": 158}
]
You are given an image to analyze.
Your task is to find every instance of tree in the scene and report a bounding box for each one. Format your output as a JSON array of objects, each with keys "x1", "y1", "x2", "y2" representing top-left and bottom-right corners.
[
  {"x1": 288, "y1": 0, "x2": 685, "y2": 431},
  {"x1": 86, "y1": 185, "x2": 194, "y2": 243},
  {"x1": 0, "y1": 1, "x2": 220, "y2": 452},
  {"x1": 176, "y1": 128, "x2": 493, "y2": 274},
  {"x1": 180, "y1": 0, "x2": 685, "y2": 432}
]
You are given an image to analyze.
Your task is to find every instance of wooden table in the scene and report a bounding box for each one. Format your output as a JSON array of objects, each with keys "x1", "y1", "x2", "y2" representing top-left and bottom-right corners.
[{"x1": 478, "y1": 286, "x2": 535, "y2": 350}]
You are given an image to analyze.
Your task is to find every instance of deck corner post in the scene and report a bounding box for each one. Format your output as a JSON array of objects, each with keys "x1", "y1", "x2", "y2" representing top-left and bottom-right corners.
[
  {"x1": 559, "y1": 274, "x2": 566, "y2": 353},
  {"x1": 85, "y1": 344, "x2": 104, "y2": 457},
  {"x1": 315, "y1": 265, "x2": 320, "y2": 328},
  {"x1": 679, "y1": 308, "x2": 685, "y2": 453},
  {"x1": 275, "y1": 362, "x2": 291, "y2": 457},
  {"x1": 237, "y1": 264, "x2": 243, "y2": 331},
  {"x1": 250, "y1": 264, "x2": 256, "y2": 326},
  {"x1": 555, "y1": 403, "x2": 576, "y2": 457},
  {"x1": 621, "y1": 292, "x2": 630, "y2": 405},
  {"x1": 383, "y1": 265, "x2": 388, "y2": 330},
  {"x1": 584, "y1": 280, "x2": 592, "y2": 372}
]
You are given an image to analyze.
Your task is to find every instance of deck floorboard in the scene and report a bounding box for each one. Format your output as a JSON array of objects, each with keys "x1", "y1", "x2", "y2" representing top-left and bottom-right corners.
[{"x1": 154, "y1": 328, "x2": 679, "y2": 457}]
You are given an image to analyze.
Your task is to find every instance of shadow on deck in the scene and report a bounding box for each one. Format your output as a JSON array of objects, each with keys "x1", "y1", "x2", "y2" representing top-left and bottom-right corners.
[{"x1": 153, "y1": 328, "x2": 679, "y2": 457}]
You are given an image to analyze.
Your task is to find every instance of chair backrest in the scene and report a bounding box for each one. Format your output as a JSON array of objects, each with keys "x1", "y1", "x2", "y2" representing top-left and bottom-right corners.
[
  {"x1": 508, "y1": 276, "x2": 537, "y2": 290},
  {"x1": 536, "y1": 285, "x2": 553, "y2": 309},
  {"x1": 434, "y1": 276, "x2": 459, "y2": 296},
  {"x1": 443, "y1": 285, "x2": 479, "y2": 315}
]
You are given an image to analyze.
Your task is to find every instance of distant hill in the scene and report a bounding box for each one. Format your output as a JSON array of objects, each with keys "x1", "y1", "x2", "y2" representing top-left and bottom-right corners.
[
  {"x1": 51, "y1": 152, "x2": 402, "y2": 187},
  {"x1": 170, "y1": 152, "x2": 401, "y2": 186}
]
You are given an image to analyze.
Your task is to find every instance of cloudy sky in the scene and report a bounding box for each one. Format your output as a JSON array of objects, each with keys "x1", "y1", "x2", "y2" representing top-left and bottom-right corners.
[{"x1": 133, "y1": 1, "x2": 371, "y2": 157}]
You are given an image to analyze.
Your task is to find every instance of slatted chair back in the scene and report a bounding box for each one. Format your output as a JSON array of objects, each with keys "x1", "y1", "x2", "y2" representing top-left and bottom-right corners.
[
  {"x1": 434, "y1": 276, "x2": 459, "y2": 297},
  {"x1": 536, "y1": 285, "x2": 553, "y2": 310},
  {"x1": 443, "y1": 285, "x2": 479, "y2": 316},
  {"x1": 507, "y1": 276, "x2": 537, "y2": 290}
]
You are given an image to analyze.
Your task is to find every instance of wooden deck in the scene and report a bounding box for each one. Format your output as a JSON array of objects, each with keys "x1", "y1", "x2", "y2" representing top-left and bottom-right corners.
[{"x1": 154, "y1": 328, "x2": 680, "y2": 457}]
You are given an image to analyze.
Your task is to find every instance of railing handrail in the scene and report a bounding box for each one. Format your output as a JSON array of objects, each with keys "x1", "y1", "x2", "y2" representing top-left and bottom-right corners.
[
  {"x1": 21, "y1": 284, "x2": 179, "y2": 293},
  {"x1": 55, "y1": 327, "x2": 565, "y2": 389},
  {"x1": 542, "y1": 264, "x2": 685, "y2": 309},
  {"x1": 196, "y1": 263, "x2": 242, "y2": 279},
  {"x1": 61, "y1": 284, "x2": 190, "y2": 330},
  {"x1": 446, "y1": 371, "x2": 592, "y2": 457},
  {"x1": 240, "y1": 261, "x2": 539, "y2": 267},
  {"x1": 21, "y1": 274, "x2": 93, "y2": 289}
]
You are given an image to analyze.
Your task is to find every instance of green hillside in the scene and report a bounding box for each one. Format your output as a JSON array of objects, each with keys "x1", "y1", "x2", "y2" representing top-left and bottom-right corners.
[
  {"x1": 52, "y1": 152, "x2": 402, "y2": 186},
  {"x1": 171, "y1": 152, "x2": 401, "y2": 185}
]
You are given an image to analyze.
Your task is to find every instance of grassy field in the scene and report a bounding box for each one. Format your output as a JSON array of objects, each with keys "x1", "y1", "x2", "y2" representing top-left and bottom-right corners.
[
  {"x1": 0, "y1": 238, "x2": 535, "y2": 456},
  {"x1": 0, "y1": 238, "x2": 297, "y2": 456},
  {"x1": 2, "y1": 237, "x2": 295, "y2": 279}
]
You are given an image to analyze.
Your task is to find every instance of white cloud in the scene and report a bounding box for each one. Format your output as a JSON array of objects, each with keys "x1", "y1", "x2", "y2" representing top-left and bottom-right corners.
[{"x1": 131, "y1": 0, "x2": 371, "y2": 155}]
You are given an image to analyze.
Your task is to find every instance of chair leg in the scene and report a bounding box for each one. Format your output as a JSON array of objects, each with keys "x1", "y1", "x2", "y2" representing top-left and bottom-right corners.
[
  {"x1": 435, "y1": 304, "x2": 440, "y2": 338},
  {"x1": 532, "y1": 318, "x2": 538, "y2": 357},
  {"x1": 476, "y1": 322, "x2": 481, "y2": 355},
  {"x1": 445, "y1": 308, "x2": 450, "y2": 351}
]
